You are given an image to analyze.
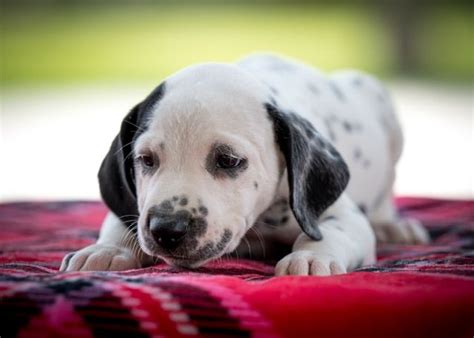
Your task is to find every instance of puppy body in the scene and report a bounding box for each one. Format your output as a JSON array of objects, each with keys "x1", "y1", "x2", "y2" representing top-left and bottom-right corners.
[{"x1": 61, "y1": 54, "x2": 428, "y2": 275}]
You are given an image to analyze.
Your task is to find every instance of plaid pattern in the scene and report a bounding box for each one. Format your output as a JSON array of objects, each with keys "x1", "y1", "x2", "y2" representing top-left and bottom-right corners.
[{"x1": 0, "y1": 198, "x2": 473, "y2": 338}]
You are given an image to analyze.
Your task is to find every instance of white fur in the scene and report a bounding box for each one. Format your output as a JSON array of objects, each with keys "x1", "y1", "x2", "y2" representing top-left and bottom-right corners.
[{"x1": 61, "y1": 53, "x2": 428, "y2": 275}]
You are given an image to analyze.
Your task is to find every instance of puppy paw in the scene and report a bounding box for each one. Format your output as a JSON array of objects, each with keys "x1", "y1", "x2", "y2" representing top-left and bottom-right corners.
[
  {"x1": 275, "y1": 251, "x2": 346, "y2": 276},
  {"x1": 60, "y1": 244, "x2": 140, "y2": 272},
  {"x1": 374, "y1": 218, "x2": 430, "y2": 244}
]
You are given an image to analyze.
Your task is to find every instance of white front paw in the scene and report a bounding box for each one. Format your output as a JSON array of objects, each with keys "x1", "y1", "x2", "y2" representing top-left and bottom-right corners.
[
  {"x1": 275, "y1": 251, "x2": 346, "y2": 276},
  {"x1": 374, "y1": 218, "x2": 430, "y2": 244},
  {"x1": 60, "y1": 244, "x2": 140, "y2": 272}
]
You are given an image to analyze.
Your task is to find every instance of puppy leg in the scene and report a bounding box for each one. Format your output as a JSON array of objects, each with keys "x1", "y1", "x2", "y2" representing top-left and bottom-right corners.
[
  {"x1": 275, "y1": 195, "x2": 376, "y2": 276},
  {"x1": 369, "y1": 193, "x2": 430, "y2": 244},
  {"x1": 60, "y1": 212, "x2": 153, "y2": 271},
  {"x1": 368, "y1": 100, "x2": 429, "y2": 244}
]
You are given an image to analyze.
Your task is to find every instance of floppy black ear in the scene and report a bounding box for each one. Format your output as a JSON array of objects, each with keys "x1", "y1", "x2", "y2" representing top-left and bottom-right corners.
[
  {"x1": 98, "y1": 104, "x2": 142, "y2": 221},
  {"x1": 98, "y1": 83, "x2": 166, "y2": 222},
  {"x1": 265, "y1": 103, "x2": 350, "y2": 241}
]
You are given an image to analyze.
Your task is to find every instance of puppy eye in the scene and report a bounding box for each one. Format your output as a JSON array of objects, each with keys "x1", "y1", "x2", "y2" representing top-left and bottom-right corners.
[
  {"x1": 138, "y1": 155, "x2": 156, "y2": 168},
  {"x1": 216, "y1": 154, "x2": 242, "y2": 169}
]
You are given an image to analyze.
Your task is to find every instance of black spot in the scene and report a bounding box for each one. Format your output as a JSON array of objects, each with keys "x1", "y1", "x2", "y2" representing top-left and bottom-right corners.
[
  {"x1": 328, "y1": 130, "x2": 336, "y2": 142},
  {"x1": 189, "y1": 229, "x2": 232, "y2": 264},
  {"x1": 323, "y1": 116, "x2": 337, "y2": 142},
  {"x1": 328, "y1": 81, "x2": 346, "y2": 101},
  {"x1": 354, "y1": 147, "x2": 362, "y2": 160},
  {"x1": 372, "y1": 187, "x2": 388, "y2": 210},
  {"x1": 357, "y1": 204, "x2": 367, "y2": 215},
  {"x1": 377, "y1": 114, "x2": 390, "y2": 132},
  {"x1": 179, "y1": 197, "x2": 188, "y2": 206},
  {"x1": 172, "y1": 196, "x2": 179, "y2": 201},
  {"x1": 191, "y1": 208, "x2": 197, "y2": 214},
  {"x1": 342, "y1": 121, "x2": 352, "y2": 132},
  {"x1": 157, "y1": 200, "x2": 173, "y2": 213},
  {"x1": 264, "y1": 218, "x2": 278, "y2": 226},
  {"x1": 160, "y1": 142, "x2": 165, "y2": 150},
  {"x1": 280, "y1": 216, "x2": 289, "y2": 224},
  {"x1": 189, "y1": 215, "x2": 208, "y2": 238},
  {"x1": 198, "y1": 206, "x2": 208, "y2": 216},
  {"x1": 353, "y1": 77, "x2": 363, "y2": 86},
  {"x1": 307, "y1": 82, "x2": 319, "y2": 94},
  {"x1": 254, "y1": 181, "x2": 258, "y2": 189}
]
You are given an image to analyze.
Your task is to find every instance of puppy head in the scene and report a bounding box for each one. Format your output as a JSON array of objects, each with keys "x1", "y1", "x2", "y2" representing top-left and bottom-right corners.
[
  {"x1": 99, "y1": 63, "x2": 349, "y2": 268},
  {"x1": 99, "y1": 64, "x2": 281, "y2": 267}
]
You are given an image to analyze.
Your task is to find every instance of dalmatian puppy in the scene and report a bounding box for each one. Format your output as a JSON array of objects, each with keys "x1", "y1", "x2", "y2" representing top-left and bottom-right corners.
[{"x1": 60, "y1": 53, "x2": 429, "y2": 276}]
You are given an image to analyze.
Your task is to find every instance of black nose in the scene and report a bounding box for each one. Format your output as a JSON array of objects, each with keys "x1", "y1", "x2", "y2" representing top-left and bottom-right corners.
[{"x1": 148, "y1": 211, "x2": 190, "y2": 250}]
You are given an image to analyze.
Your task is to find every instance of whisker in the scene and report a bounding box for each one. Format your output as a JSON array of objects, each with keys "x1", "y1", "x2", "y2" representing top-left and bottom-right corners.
[
  {"x1": 122, "y1": 151, "x2": 135, "y2": 166},
  {"x1": 123, "y1": 119, "x2": 146, "y2": 132},
  {"x1": 113, "y1": 140, "x2": 135, "y2": 156},
  {"x1": 121, "y1": 224, "x2": 136, "y2": 247},
  {"x1": 234, "y1": 245, "x2": 240, "y2": 260},
  {"x1": 120, "y1": 222, "x2": 142, "y2": 263},
  {"x1": 120, "y1": 220, "x2": 139, "y2": 227},
  {"x1": 250, "y1": 227, "x2": 266, "y2": 259},
  {"x1": 118, "y1": 214, "x2": 139, "y2": 220},
  {"x1": 119, "y1": 222, "x2": 158, "y2": 267},
  {"x1": 243, "y1": 237, "x2": 252, "y2": 259}
]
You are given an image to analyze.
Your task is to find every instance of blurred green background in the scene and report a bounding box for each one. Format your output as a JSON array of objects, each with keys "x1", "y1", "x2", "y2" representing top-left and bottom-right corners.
[{"x1": 1, "y1": 0, "x2": 472, "y2": 87}]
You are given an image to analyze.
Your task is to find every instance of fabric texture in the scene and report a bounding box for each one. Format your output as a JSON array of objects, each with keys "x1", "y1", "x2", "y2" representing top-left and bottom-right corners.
[{"x1": 0, "y1": 198, "x2": 473, "y2": 338}]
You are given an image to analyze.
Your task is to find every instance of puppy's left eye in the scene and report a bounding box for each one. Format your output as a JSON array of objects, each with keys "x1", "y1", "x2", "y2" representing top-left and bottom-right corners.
[{"x1": 216, "y1": 154, "x2": 243, "y2": 169}]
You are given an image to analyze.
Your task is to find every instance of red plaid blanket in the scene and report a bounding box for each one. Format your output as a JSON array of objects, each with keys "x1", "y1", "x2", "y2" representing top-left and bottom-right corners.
[{"x1": 1, "y1": 198, "x2": 473, "y2": 338}]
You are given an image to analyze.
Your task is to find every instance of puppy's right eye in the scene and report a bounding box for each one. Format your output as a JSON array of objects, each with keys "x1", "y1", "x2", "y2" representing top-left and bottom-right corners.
[{"x1": 138, "y1": 155, "x2": 155, "y2": 168}]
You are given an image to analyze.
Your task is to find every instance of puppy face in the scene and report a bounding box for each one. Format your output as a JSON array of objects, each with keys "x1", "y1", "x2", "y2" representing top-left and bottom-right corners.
[{"x1": 132, "y1": 64, "x2": 281, "y2": 267}]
